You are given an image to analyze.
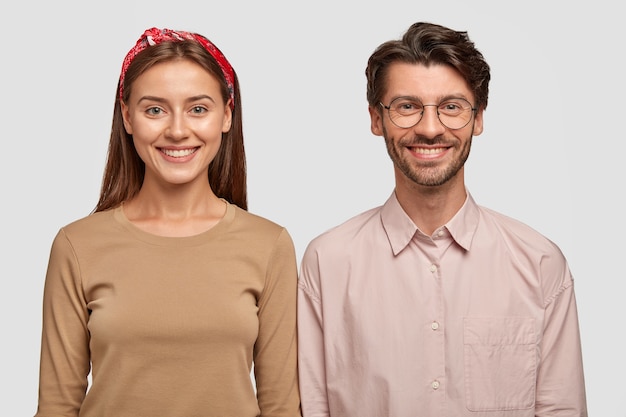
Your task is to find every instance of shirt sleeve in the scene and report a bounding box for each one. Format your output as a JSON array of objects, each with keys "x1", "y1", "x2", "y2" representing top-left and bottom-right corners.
[
  {"x1": 297, "y1": 245, "x2": 330, "y2": 417},
  {"x1": 254, "y1": 228, "x2": 302, "y2": 417},
  {"x1": 535, "y1": 254, "x2": 588, "y2": 416},
  {"x1": 35, "y1": 229, "x2": 91, "y2": 417}
]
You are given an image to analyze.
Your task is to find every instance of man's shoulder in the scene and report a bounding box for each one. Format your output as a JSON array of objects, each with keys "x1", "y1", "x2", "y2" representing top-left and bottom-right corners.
[
  {"x1": 478, "y1": 205, "x2": 562, "y2": 254},
  {"x1": 305, "y1": 205, "x2": 383, "y2": 252}
]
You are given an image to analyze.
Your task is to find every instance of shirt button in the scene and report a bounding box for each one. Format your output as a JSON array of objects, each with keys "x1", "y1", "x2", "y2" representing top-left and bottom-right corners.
[
  {"x1": 429, "y1": 264, "x2": 437, "y2": 273},
  {"x1": 437, "y1": 230, "x2": 444, "y2": 237},
  {"x1": 432, "y1": 380, "x2": 440, "y2": 390},
  {"x1": 431, "y1": 321, "x2": 440, "y2": 330}
]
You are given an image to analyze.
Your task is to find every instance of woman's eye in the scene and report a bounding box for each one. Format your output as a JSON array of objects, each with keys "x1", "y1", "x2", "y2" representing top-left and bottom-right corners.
[
  {"x1": 191, "y1": 106, "x2": 207, "y2": 114},
  {"x1": 146, "y1": 107, "x2": 163, "y2": 116}
]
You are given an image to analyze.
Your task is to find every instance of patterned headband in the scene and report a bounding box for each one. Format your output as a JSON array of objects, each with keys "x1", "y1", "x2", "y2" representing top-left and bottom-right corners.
[{"x1": 119, "y1": 27, "x2": 235, "y2": 110}]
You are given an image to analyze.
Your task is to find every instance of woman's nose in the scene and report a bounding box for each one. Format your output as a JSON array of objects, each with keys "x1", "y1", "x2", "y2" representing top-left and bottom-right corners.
[{"x1": 165, "y1": 113, "x2": 190, "y2": 141}]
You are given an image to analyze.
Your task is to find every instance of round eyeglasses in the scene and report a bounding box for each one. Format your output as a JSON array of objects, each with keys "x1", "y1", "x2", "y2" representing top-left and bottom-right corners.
[{"x1": 379, "y1": 97, "x2": 477, "y2": 130}]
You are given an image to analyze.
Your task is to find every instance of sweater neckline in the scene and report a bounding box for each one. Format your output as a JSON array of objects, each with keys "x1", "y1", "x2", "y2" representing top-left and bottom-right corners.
[{"x1": 112, "y1": 201, "x2": 235, "y2": 247}]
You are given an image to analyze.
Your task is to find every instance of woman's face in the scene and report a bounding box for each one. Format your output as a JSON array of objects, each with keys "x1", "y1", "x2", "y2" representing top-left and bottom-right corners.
[{"x1": 121, "y1": 59, "x2": 232, "y2": 188}]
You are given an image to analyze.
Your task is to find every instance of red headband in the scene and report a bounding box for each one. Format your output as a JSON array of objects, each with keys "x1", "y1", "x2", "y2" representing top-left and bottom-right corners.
[{"x1": 119, "y1": 27, "x2": 235, "y2": 110}]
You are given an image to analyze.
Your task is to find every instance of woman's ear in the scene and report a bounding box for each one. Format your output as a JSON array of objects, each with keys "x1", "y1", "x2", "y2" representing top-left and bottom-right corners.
[
  {"x1": 222, "y1": 101, "x2": 233, "y2": 133},
  {"x1": 120, "y1": 101, "x2": 133, "y2": 134}
]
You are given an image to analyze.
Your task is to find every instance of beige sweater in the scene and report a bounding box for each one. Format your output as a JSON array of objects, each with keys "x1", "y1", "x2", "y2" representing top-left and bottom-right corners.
[{"x1": 35, "y1": 203, "x2": 301, "y2": 417}]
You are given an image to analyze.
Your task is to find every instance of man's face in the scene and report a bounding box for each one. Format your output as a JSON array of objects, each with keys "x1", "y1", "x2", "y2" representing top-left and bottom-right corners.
[{"x1": 369, "y1": 62, "x2": 483, "y2": 189}]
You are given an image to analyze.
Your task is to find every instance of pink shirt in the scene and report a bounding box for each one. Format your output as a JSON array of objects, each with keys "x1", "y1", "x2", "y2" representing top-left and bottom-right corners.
[{"x1": 297, "y1": 192, "x2": 587, "y2": 417}]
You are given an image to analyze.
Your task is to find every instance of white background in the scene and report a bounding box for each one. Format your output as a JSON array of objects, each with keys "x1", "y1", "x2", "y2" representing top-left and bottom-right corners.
[{"x1": 1, "y1": 1, "x2": 623, "y2": 415}]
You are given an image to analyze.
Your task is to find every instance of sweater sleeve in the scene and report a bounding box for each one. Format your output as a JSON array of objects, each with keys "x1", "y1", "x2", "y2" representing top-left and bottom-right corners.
[
  {"x1": 253, "y1": 228, "x2": 302, "y2": 417},
  {"x1": 35, "y1": 229, "x2": 91, "y2": 417}
]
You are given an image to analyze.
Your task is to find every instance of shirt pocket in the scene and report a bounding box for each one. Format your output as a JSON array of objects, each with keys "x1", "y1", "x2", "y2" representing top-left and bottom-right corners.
[{"x1": 463, "y1": 317, "x2": 536, "y2": 411}]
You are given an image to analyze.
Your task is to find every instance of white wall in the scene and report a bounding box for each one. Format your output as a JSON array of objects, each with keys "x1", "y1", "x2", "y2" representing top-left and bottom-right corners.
[{"x1": 2, "y1": 1, "x2": 622, "y2": 415}]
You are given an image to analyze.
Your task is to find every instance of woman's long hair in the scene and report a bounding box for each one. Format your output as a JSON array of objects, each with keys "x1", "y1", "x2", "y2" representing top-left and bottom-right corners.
[{"x1": 94, "y1": 40, "x2": 247, "y2": 212}]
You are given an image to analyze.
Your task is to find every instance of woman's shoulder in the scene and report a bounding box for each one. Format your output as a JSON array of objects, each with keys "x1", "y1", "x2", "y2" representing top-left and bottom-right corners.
[
  {"x1": 64, "y1": 208, "x2": 115, "y2": 228},
  {"x1": 231, "y1": 204, "x2": 284, "y2": 230},
  {"x1": 229, "y1": 204, "x2": 294, "y2": 243},
  {"x1": 58, "y1": 208, "x2": 119, "y2": 240}
]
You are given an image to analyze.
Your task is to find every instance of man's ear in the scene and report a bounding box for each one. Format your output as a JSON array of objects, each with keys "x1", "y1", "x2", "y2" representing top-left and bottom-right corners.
[
  {"x1": 472, "y1": 108, "x2": 484, "y2": 136},
  {"x1": 369, "y1": 105, "x2": 384, "y2": 137}
]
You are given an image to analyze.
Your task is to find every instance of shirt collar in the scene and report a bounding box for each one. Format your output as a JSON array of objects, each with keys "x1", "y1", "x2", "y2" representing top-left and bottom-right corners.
[{"x1": 381, "y1": 190, "x2": 480, "y2": 255}]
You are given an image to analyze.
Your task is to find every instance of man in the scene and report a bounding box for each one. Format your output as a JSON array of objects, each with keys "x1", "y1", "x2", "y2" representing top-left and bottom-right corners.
[{"x1": 297, "y1": 22, "x2": 587, "y2": 416}]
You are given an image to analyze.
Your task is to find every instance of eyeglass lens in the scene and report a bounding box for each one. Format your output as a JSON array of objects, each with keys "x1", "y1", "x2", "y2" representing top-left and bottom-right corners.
[{"x1": 386, "y1": 97, "x2": 474, "y2": 129}]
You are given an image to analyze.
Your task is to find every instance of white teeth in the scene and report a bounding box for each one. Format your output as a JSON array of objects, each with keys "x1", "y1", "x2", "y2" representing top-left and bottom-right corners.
[
  {"x1": 162, "y1": 148, "x2": 197, "y2": 157},
  {"x1": 413, "y1": 147, "x2": 446, "y2": 154}
]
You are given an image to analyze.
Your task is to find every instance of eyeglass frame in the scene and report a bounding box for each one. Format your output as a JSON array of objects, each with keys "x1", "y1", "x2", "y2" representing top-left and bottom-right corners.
[{"x1": 379, "y1": 96, "x2": 478, "y2": 130}]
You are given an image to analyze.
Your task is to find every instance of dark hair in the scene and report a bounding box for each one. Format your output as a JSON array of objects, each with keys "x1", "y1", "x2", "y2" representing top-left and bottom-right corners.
[
  {"x1": 95, "y1": 39, "x2": 247, "y2": 212},
  {"x1": 366, "y1": 22, "x2": 490, "y2": 111}
]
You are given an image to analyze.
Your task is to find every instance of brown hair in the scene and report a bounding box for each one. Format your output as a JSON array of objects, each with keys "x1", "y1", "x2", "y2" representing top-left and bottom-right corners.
[
  {"x1": 366, "y1": 22, "x2": 490, "y2": 111},
  {"x1": 94, "y1": 39, "x2": 247, "y2": 212}
]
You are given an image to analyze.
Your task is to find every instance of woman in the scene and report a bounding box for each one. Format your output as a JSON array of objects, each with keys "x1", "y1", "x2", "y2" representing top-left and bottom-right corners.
[{"x1": 35, "y1": 27, "x2": 301, "y2": 417}]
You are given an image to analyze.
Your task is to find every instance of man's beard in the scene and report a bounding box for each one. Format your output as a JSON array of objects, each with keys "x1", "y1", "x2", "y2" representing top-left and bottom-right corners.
[{"x1": 383, "y1": 126, "x2": 473, "y2": 187}]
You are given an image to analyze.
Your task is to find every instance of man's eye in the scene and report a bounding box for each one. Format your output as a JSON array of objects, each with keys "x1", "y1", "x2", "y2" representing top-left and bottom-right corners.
[
  {"x1": 394, "y1": 101, "x2": 421, "y2": 114},
  {"x1": 439, "y1": 101, "x2": 468, "y2": 115}
]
